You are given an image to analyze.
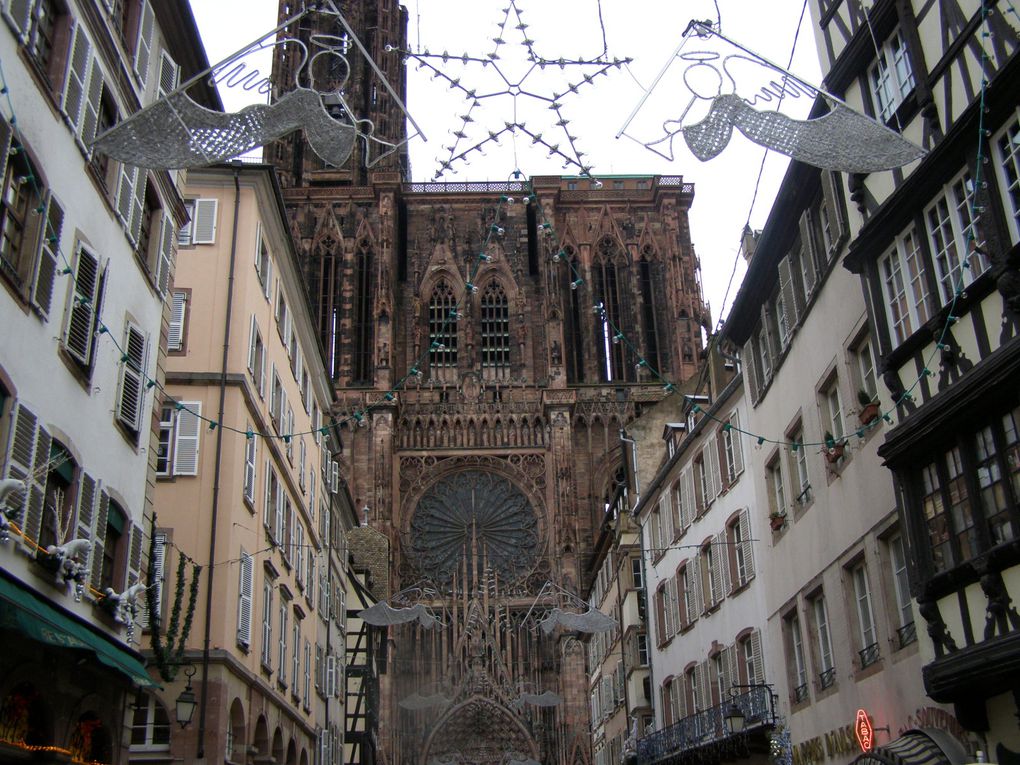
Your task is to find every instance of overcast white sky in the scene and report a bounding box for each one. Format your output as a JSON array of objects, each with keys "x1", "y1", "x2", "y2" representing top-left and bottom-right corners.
[{"x1": 188, "y1": 0, "x2": 823, "y2": 327}]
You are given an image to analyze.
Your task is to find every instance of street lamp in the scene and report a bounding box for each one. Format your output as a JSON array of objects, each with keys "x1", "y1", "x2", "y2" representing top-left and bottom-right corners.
[
  {"x1": 176, "y1": 665, "x2": 198, "y2": 729},
  {"x1": 724, "y1": 702, "x2": 746, "y2": 736}
]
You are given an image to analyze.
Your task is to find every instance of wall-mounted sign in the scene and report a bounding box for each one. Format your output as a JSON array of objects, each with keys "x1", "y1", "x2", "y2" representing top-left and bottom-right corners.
[{"x1": 855, "y1": 710, "x2": 874, "y2": 752}]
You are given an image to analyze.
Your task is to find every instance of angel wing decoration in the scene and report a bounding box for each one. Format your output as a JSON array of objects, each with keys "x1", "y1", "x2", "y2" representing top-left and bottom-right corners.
[
  {"x1": 93, "y1": 1, "x2": 423, "y2": 170},
  {"x1": 358, "y1": 601, "x2": 442, "y2": 629},
  {"x1": 510, "y1": 691, "x2": 563, "y2": 712},
  {"x1": 520, "y1": 581, "x2": 618, "y2": 635},
  {"x1": 399, "y1": 691, "x2": 453, "y2": 710},
  {"x1": 539, "y1": 606, "x2": 617, "y2": 635},
  {"x1": 618, "y1": 20, "x2": 924, "y2": 173}
]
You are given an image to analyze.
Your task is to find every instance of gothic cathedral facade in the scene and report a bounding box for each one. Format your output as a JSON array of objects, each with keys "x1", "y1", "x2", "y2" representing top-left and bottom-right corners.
[{"x1": 269, "y1": 3, "x2": 707, "y2": 764}]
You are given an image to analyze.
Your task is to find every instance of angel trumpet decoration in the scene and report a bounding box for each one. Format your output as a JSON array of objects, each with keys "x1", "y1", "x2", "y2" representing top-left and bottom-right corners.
[{"x1": 618, "y1": 19, "x2": 925, "y2": 173}]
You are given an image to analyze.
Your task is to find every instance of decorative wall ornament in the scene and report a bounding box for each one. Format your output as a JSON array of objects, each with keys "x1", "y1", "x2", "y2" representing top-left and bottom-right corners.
[
  {"x1": 93, "y1": 1, "x2": 423, "y2": 169},
  {"x1": 389, "y1": 0, "x2": 629, "y2": 179},
  {"x1": 359, "y1": 583, "x2": 446, "y2": 628},
  {"x1": 617, "y1": 20, "x2": 925, "y2": 172}
]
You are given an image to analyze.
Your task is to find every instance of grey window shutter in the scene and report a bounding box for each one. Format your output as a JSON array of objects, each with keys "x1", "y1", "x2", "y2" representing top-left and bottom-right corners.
[
  {"x1": 3, "y1": 0, "x2": 32, "y2": 39},
  {"x1": 741, "y1": 340, "x2": 759, "y2": 404},
  {"x1": 168, "y1": 292, "x2": 187, "y2": 351},
  {"x1": 64, "y1": 246, "x2": 101, "y2": 365},
  {"x1": 740, "y1": 508, "x2": 754, "y2": 581},
  {"x1": 778, "y1": 255, "x2": 799, "y2": 332},
  {"x1": 238, "y1": 551, "x2": 253, "y2": 646},
  {"x1": 89, "y1": 490, "x2": 110, "y2": 593},
  {"x1": 192, "y1": 199, "x2": 218, "y2": 244},
  {"x1": 730, "y1": 411, "x2": 744, "y2": 477},
  {"x1": 750, "y1": 628, "x2": 765, "y2": 684},
  {"x1": 115, "y1": 163, "x2": 138, "y2": 228},
  {"x1": 78, "y1": 56, "x2": 104, "y2": 150},
  {"x1": 133, "y1": 0, "x2": 155, "y2": 86},
  {"x1": 61, "y1": 21, "x2": 92, "y2": 129},
  {"x1": 126, "y1": 522, "x2": 144, "y2": 587},
  {"x1": 129, "y1": 171, "x2": 147, "y2": 245},
  {"x1": 156, "y1": 213, "x2": 175, "y2": 295},
  {"x1": 820, "y1": 170, "x2": 849, "y2": 250},
  {"x1": 116, "y1": 324, "x2": 147, "y2": 431},
  {"x1": 31, "y1": 192, "x2": 65, "y2": 317},
  {"x1": 156, "y1": 49, "x2": 179, "y2": 99}
]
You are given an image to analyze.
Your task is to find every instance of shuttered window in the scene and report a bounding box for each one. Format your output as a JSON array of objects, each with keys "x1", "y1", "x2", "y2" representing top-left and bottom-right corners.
[
  {"x1": 243, "y1": 428, "x2": 257, "y2": 506},
  {"x1": 133, "y1": 0, "x2": 154, "y2": 86},
  {"x1": 30, "y1": 192, "x2": 65, "y2": 317},
  {"x1": 237, "y1": 550, "x2": 253, "y2": 647},
  {"x1": 172, "y1": 402, "x2": 201, "y2": 475},
  {"x1": 63, "y1": 244, "x2": 103, "y2": 368},
  {"x1": 191, "y1": 199, "x2": 218, "y2": 244},
  {"x1": 168, "y1": 291, "x2": 187, "y2": 351},
  {"x1": 116, "y1": 322, "x2": 147, "y2": 432}
]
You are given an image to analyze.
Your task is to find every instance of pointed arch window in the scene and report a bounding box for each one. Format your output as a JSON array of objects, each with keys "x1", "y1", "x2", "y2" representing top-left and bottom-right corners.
[
  {"x1": 564, "y1": 249, "x2": 585, "y2": 382},
  {"x1": 428, "y1": 280, "x2": 458, "y2": 368},
  {"x1": 481, "y1": 280, "x2": 510, "y2": 374},
  {"x1": 639, "y1": 249, "x2": 668, "y2": 376},
  {"x1": 351, "y1": 240, "x2": 374, "y2": 384},
  {"x1": 593, "y1": 237, "x2": 630, "y2": 382},
  {"x1": 312, "y1": 237, "x2": 340, "y2": 379}
]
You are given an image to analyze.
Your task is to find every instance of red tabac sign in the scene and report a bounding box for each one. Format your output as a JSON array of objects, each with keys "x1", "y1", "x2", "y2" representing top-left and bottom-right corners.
[{"x1": 855, "y1": 709, "x2": 874, "y2": 752}]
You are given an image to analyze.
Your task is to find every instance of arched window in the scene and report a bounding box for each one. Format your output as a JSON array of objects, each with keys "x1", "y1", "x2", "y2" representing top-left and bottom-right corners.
[
  {"x1": 0, "y1": 682, "x2": 50, "y2": 747},
  {"x1": 480, "y1": 281, "x2": 510, "y2": 376},
  {"x1": 638, "y1": 250, "x2": 668, "y2": 376},
  {"x1": 0, "y1": 136, "x2": 43, "y2": 285},
  {"x1": 564, "y1": 249, "x2": 585, "y2": 382},
  {"x1": 428, "y1": 281, "x2": 458, "y2": 369},
  {"x1": 351, "y1": 240, "x2": 374, "y2": 384},
  {"x1": 40, "y1": 441, "x2": 75, "y2": 551},
  {"x1": 593, "y1": 237, "x2": 630, "y2": 382}
]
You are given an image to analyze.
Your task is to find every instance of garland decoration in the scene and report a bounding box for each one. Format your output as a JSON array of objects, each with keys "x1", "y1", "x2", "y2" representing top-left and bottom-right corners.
[{"x1": 147, "y1": 514, "x2": 202, "y2": 682}]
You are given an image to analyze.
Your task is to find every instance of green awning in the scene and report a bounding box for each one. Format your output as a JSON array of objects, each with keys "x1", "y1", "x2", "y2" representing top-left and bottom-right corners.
[{"x1": 0, "y1": 575, "x2": 157, "y2": 687}]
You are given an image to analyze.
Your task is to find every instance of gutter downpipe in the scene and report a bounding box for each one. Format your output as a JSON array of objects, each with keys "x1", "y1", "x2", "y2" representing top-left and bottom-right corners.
[{"x1": 197, "y1": 166, "x2": 242, "y2": 759}]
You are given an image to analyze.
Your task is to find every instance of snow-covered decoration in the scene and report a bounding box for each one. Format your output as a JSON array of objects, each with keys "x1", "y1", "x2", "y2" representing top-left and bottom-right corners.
[
  {"x1": 43, "y1": 539, "x2": 91, "y2": 601},
  {"x1": 0, "y1": 478, "x2": 26, "y2": 543},
  {"x1": 101, "y1": 582, "x2": 146, "y2": 643}
]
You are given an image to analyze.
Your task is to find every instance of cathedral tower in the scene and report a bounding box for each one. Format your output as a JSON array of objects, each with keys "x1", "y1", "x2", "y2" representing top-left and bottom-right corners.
[{"x1": 268, "y1": 5, "x2": 709, "y2": 765}]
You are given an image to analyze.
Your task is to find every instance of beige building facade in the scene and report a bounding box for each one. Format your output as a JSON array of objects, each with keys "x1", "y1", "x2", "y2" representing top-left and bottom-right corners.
[{"x1": 142, "y1": 163, "x2": 356, "y2": 765}]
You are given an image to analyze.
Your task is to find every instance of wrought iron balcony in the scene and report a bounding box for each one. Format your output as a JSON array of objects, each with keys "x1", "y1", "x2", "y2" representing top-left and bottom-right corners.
[
  {"x1": 859, "y1": 642, "x2": 881, "y2": 669},
  {"x1": 897, "y1": 621, "x2": 917, "y2": 649},
  {"x1": 792, "y1": 683, "x2": 809, "y2": 704},
  {"x1": 636, "y1": 685, "x2": 777, "y2": 765},
  {"x1": 818, "y1": 667, "x2": 836, "y2": 690}
]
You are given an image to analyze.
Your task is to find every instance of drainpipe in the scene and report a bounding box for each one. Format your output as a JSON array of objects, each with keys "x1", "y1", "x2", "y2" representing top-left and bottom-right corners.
[{"x1": 197, "y1": 166, "x2": 242, "y2": 759}]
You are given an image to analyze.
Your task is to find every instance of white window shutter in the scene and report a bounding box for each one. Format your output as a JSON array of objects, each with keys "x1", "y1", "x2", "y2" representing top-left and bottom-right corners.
[
  {"x1": 730, "y1": 412, "x2": 744, "y2": 477},
  {"x1": 129, "y1": 171, "x2": 147, "y2": 245},
  {"x1": 156, "y1": 49, "x2": 179, "y2": 98},
  {"x1": 64, "y1": 246, "x2": 101, "y2": 365},
  {"x1": 31, "y1": 192, "x2": 65, "y2": 317},
  {"x1": 714, "y1": 531, "x2": 729, "y2": 601},
  {"x1": 71, "y1": 473, "x2": 96, "y2": 585},
  {"x1": 133, "y1": 0, "x2": 155, "y2": 86},
  {"x1": 115, "y1": 163, "x2": 138, "y2": 228},
  {"x1": 156, "y1": 213, "x2": 175, "y2": 295},
  {"x1": 237, "y1": 551, "x2": 253, "y2": 646},
  {"x1": 2, "y1": 0, "x2": 32, "y2": 39},
  {"x1": 778, "y1": 256, "x2": 799, "y2": 333},
  {"x1": 192, "y1": 199, "x2": 218, "y2": 244},
  {"x1": 326, "y1": 655, "x2": 336, "y2": 697},
  {"x1": 78, "y1": 56, "x2": 104, "y2": 150},
  {"x1": 172, "y1": 402, "x2": 201, "y2": 475},
  {"x1": 799, "y1": 210, "x2": 819, "y2": 295},
  {"x1": 330, "y1": 461, "x2": 339, "y2": 494},
  {"x1": 248, "y1": 315, "x2": 257, "y2": 372},
  {"x1": 168, "y1": 291, "x2": 187, "y2": 351},
  {"x1": 116, "y1": 323, "x2": 147, "y2": 431},
  {"x1": 274, "y1": 482, "x2": 284, "y2": 544},
  {"x1": 254, "y1": 221, "x2": 263, "y2": 269},
  {"x1": 706, "y1": 440, "x2": 721, "y2": 500},
  {"x1": 61, "y1": 21, "x2": 92, "y2": 129},
  {"x1": 243, "y1": 430, "x2": 257, "y2": 504},
  {"x1": 740, "y1": 508, "x2": 755, "y2": 581},
  {"x1": 264, "y1": 255, "x2": 273, "y2": 300},
  {"x1": 750, "y1": 629, "x2": 765, "y2": 684},
  {"x1": 263, "y1": 460, "x2": 272, "y2": 529}
]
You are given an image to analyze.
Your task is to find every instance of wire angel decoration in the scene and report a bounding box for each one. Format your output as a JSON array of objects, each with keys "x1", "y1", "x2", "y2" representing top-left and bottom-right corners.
[
  {"x1": 520, "y1": 581, "x2": 617, "y2": 635},
  {"x1": 618, "y1": 20, "x2": 925, "y2": 173},
  {"x1": 357, "y1": 582, "x2": 446, "y2": 628},
  {"x1": 92, "y1": 1, "x2": 423, "y2": 170}
]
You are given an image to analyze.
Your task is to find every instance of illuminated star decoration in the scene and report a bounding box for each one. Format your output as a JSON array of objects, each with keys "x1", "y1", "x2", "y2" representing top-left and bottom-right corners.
[{"x1": 389, "y1": 0, "x2": 630, "y2": 179}]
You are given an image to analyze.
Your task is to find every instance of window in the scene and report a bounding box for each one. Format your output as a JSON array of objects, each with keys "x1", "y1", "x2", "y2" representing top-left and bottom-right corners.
[
  {"x1": 993, "y1": 109, "x2": 1020, "y2": 245},
  {"x1": 721, "y1": 411, "x2": 744, "y2": 485},
  {"x1": 278, "y1": 597, "x2": 289, "y2": 687},
  {"x1": 853, "y1": 335, "x2": 878, "y2": 403},
  {"x1": 868, "y1": 28, "x2": 914, "y2": 123},
  {"x1": 820, "y1": 376, "x2": 845, "y2": 443},
  {"x1": 248, "y1": 317, "x2": 266, "y2": 397},
  {"x1": 255, "y1": 225, "x2": 272, "y2": 296},
  {"x1": 178, "y1": 198, "x2": 217, "y2": 245},
  {"x1": 243, "y1": 428, "x2": 257, "y2": 506},
  {"x1": 767, "y1": 456, "x2": 787, "y2": 519},
  {"x1": 156, "y1": 405, "x2": 173, "y2": 476},
  {"x1": 727, "y1": 510, "x2": 754, "y2": 587},
  {"x1": 637, "y1": 633, "x2": 649, "y2": 666},
  {"x1": 270, "y1": 367, "x2": 285, "y2": 432},
  {"x1": 261, "y1": 577, "x2": 273, "y2": 670},
  {"x1": 291, "y1": 618, "x2": 301, "y2": 694},
  {"x1": 1, "y1": 129, "x2": 39, "y2": 284},
  {"x1": 593, "y1": 237, "x2": 630, "y2": 382},
  {"x1": 168, "y1": 291, "x2": 188, "y2": 352},
  {"x1": 888, "y1": 535, "x2": 915, "y2": 647},
  {"x1": 700, "y1": 541, "x2": 718, "y2": 609},
  {"x1": 811, "y1": 594, "x2": 835, "y2": 689},
  {"x1": 638, "y1": 253, "x2": 666, "y2": 376},
  {"x1": 129, "y1": 692, "x2": 170, "y2": 751},
  {"x1": 631, "y1": 557, "x2": 643, "y2": 589},
  {"x1": 879, "y1": 228, "x2": 932, "y2": 347},
  {"x1": 480, "y1": 280, "x2": 511, "y2": 375},
  {"x1": 925, "y1": 172, "x2": 989, "y2": 304},
  {"x1": 160, "y1": 402, "x2": 201, "y2": 476},
  {"x1": 116, "y1": 323, "x2": 147, "y2": 433},
  {"x1": 788, "y1": 425, "x2": 811, "y2": 505},
  {"x1": 851, "y1": 564, "x2": 879, "y2": 667},
  {"x1": 757, "y1": 326, "x2": 772, "y2": 383},
  {"x1": 98, "y1": 501, "x2": 127, "y2": 592},
  {"x1": 428, "y1": 280, "x2": 458, "y2": 370},
  {"x1": 237, "y1": 550, "x2": 253, "y2": 647},
  {"x1": 680, "y1": 561, "x2": 698, "y2": 626},
  {"x1": 785, "y1": 611, "x2": 809, "y2": 703},
  {"x1": 694, "y1": 455, "x2": 707, "y2": 516},
  {"x1": 351, "y1": 241, "x2": 373, "y2": 384}
]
